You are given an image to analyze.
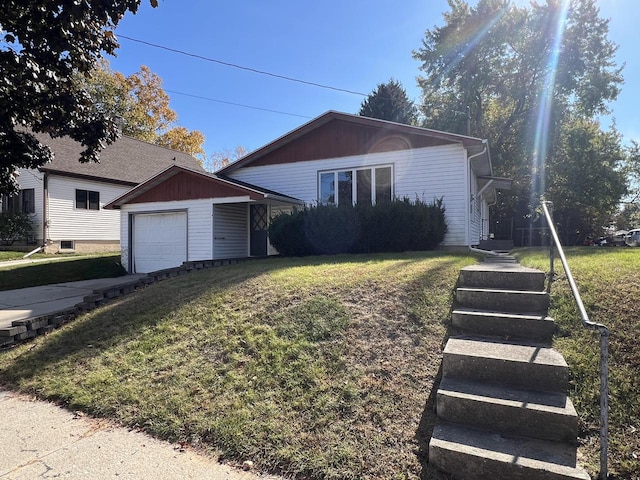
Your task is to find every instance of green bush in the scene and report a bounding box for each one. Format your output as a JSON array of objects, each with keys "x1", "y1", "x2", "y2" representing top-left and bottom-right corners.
[
  {"x1": 0, "y1": 212, "x2": 34, "y2": 246},
  {"x1": 268, "y1": 198, "x2": 447, "y2": 256}
]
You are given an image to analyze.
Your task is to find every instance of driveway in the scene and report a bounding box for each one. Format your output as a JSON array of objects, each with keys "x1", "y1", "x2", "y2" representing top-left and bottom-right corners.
[{"x1": 0, "y1": 276, "x2": 146, "y2": 330}]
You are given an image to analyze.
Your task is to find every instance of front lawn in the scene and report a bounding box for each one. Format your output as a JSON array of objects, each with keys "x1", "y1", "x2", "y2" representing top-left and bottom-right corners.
[
  {"x1": 0, "y1": 252, "x2": 476, "y2": 479},
  {"x1": 517, "y1": 247, "x2": 640, "y2": 480},
  {"x1": 0, "y1": 253, "x2": 126, "y2": 290}
]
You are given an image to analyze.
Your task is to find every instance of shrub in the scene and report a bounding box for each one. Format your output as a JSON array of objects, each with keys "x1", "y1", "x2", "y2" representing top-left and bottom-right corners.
[
  {"x1": 0, "y1": 212, "x2": 34, "y2": 246},
  {"x1": 268, "y1": 198, "x2": 447, "y2": 256}
]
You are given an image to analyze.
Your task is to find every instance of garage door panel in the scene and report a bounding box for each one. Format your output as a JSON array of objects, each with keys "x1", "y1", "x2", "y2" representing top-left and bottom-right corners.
[{"x1": 133, "y1": 212, "x2": 187, "y2": 273}]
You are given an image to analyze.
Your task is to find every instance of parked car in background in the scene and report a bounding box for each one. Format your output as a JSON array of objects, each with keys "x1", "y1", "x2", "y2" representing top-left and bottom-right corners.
[
  {"x1": 612, "y1": 230, "x2": 629, "y2": 247},
  {"x1": 625, "y1": 229, "x2": 640, "y2": 247}
]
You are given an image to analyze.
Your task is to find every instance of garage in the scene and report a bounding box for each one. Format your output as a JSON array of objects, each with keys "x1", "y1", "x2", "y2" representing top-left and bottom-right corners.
[{"x1": 132, "y1": 212, "x2": 187, "y2": 273}]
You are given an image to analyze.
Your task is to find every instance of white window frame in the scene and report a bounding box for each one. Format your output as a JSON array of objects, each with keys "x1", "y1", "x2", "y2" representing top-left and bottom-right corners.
[{"x1": 318, "y1": 164, "x2": 393, "y2": 206}]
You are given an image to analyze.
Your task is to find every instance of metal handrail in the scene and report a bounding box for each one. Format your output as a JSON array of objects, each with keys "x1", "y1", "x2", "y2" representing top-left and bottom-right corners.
[{"x1": 542, "y1": 201, "x2": 609, "y2": 480}]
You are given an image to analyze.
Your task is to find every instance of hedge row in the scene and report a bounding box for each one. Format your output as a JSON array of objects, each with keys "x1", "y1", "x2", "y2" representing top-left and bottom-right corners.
[{"x1": 268, "y1": 197, "x2": 447, "y2": 256}]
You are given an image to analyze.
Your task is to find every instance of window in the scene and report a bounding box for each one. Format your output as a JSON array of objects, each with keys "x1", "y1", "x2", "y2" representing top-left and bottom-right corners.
[
  {"x1": 76, "y1": 189, "x2": 100, "y2": 210},
  {"x1": 1, "y1": 188, "x2": 35, "y2": 214},
  {"x1": 319, "y1": 166, "x2": 392, "y2": 206},
  {"x1": 60, "y1": 240, "x2": 74, "y2": 250}
]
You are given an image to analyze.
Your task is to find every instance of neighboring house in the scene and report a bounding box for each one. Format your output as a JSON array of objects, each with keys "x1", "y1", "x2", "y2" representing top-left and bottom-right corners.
[
  {"x1": 1, "y1": 134, "x2": 202, "y2": 253},
  {"x1": 106, "y1": 111, "x2": 510, "y2": 273}
]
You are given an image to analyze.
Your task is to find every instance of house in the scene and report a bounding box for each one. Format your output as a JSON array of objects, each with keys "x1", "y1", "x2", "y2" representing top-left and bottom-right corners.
[
  {"x1": 106, "y1": 111, "x2": 511, "y2": 273},
  {"x1": 1, "y1": 134, "x2": 202, "y2": 253}
]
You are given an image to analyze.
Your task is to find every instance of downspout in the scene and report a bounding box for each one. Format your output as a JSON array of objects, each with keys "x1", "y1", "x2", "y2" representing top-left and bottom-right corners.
[
  {"x1": 42, "y1": 171, "x2": 48, "y2": 249},
  {"x1": 466, "y1": 141, "x2": 495, "y2": 254}
]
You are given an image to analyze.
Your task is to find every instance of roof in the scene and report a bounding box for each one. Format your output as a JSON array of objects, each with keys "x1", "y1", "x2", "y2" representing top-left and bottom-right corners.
[
  {"x1": 33, "y1": 133, "x2": 203, "y2": 186},
  {"x1": 104, "y1": 164, "x2": 303, "y2": 209},
  {"x1": 218, "y1": 110, "x2": 492, "y2": 176}
]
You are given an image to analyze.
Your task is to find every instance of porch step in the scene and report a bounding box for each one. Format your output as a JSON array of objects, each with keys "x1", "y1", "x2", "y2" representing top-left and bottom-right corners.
[
  {"x1": 443, "y1": 337, "x2": 568, "y2": 393},
  {"x1": 436, "y1": 377, "x2": 578, "y2": 442},
  {"x1": 459, "y1": 263, "x2": 546, "y2": 291},
  {"x1": 451, "y1": 308, "x2": 555, "y2": 342},
  {"x1": 429, "y1": 422, "x2": 590, "y2": 480},
  {"x1": 456, "y1": 287, "x2": 549, "y2": 313}
]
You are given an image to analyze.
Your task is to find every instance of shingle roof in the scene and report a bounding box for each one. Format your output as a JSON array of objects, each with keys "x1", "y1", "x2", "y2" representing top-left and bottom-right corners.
[{"x1": 34, "y1": 133, "x2": 203, "y2": 185}]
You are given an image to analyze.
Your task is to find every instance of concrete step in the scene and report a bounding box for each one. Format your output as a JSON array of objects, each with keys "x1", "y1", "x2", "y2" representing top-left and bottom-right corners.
[
  {"x1": 436, "y1": 377, "x2": 578, "y2": 442},
  {"x1": 451, "y1": 308, "x2": 555, "y2": 342},
  {"x1": 459, "y1": 263, "x2": 546, "y2": 291},
  {"x1": 456, "y1": 287, "x2": 549, "y2": 313},
  {"x1": 442, "y1": 336, "x2": 568, "y2": 393},
  {"x1": 429, "y1": 422, "x2": 590, "y2": 480}
]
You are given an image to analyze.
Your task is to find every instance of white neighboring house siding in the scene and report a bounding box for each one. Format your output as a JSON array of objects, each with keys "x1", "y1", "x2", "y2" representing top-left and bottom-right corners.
[
  {"x1": 119, "y1": 198, "x2": 220, "y2": 273},
  {"x1": 14, "y1": 168, "x2": 45, "y2": 243},
  {"x1": 227, "y1": 144, "x2": 471, "y2": 246},
  {"x1": 47, "y1": 175, "x2": 130, "y2": 243}
]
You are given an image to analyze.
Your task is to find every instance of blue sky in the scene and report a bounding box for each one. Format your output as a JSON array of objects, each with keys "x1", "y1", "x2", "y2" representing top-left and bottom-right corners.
[{"x1": 108, "y1": 0, "x2": 638, "y2": 160}]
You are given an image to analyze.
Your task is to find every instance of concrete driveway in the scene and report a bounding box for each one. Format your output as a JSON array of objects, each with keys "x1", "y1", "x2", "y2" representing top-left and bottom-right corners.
[{"x1": 0, "y1": 276, "x2": 146, "y2": 330}]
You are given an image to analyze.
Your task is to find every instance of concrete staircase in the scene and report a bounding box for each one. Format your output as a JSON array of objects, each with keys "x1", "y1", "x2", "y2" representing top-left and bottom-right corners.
[{"x1": 429, "y1": 255, "x2": 589, "y2": 480}]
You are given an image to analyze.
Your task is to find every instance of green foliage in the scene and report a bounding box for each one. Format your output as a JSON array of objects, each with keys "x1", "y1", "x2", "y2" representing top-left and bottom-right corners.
[
  {"x1": 0, "y1": 0, "x2": 156, "y2": 195},
  {"x1": 0, "y1": 212, "x2": 33, "y2": 246},
  {"x1": 268, "y1": 198, "x2": 447, "y2": 256},
  {"x1": 413, "y1": 0, "x2": 626, "y2": 242},
  {"x1": 358, "y1": 78, "x2": 418, "y2": 125}
]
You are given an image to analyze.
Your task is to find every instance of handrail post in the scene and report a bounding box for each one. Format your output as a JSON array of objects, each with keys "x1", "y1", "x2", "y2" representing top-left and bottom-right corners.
[
  {"x1": 540, "y1": 200, "x2": 609, "y2": 479},
  {"x1": 546, "y1": 201, "x2": 555, "y2": 293}
]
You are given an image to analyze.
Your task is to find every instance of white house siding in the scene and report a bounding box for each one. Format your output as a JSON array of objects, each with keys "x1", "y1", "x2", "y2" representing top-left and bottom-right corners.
[
  {"x1": 14, "y1": 168, "x2": 45, "y2": 243},
  {"x1": 47, "y1": 176, "x2": 130, "y2": 242},
  {"x1": 119, "y1": 198, "x2": 215, "y2": 272},
  {"x1": 228, "y1": 144, "x2": 472, "y2": 246},
  {"x1": 213, "y1": 204, "x2": 248, "y2": 259},
  {"x1": 469, "y1": 168, "x2": 481, "y2": 245}
]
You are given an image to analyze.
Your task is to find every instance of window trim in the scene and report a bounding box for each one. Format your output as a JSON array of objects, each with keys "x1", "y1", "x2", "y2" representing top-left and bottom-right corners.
[
  {"x1": 318, "y1": 164, "x2": 393, "y2": 206},
  {"x1": 75, "y1": 189, "x2": 100, "y2": 211}
]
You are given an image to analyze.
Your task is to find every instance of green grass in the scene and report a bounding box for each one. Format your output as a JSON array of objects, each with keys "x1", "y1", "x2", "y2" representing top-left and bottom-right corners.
[
  {"x1": 0, "y1": 253, "x2": 126, "y2": 290},
  {"x1": 516, "y1": 247, "x2": 640, "y2": 480},
  {"x1": 0, "y1": 252, "x2": 477, "y2": 479},
  {"x1": 0, "y1": 250, "x2": 51, "y2": 261}
]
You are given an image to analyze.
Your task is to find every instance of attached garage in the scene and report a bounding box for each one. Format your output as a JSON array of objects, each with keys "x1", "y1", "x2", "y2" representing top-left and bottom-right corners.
[
  {"x1": 132, "y1": 211, "x2": 187, "y2": 273},
  {"x1": 105, "y1": 165, "x2": 302, "y2": 274}
]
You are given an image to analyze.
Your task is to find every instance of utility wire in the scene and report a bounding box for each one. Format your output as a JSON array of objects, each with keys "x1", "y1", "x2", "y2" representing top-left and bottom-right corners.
[
  {"x1": 165, "y1": 89, "x2": 313, "y2": 119},
  {"x1": 118, "y1": 34, "x2": 368, "y2": 97}
]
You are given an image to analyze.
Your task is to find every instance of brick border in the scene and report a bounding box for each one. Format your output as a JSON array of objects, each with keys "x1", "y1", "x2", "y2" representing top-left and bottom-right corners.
[{"x1": 0, "y1": 257, "x2": 249, "y2": 348}]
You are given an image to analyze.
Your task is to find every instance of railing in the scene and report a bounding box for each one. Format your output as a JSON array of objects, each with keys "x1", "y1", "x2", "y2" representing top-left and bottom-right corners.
[{"x1": 542, "y1": 201, "x2": 609, "y2": 480}]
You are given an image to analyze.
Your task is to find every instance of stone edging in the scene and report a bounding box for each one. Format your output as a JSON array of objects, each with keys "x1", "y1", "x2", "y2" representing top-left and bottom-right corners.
[{"x1": 0, "y1": 257, "x2": 248, "y2": 349}]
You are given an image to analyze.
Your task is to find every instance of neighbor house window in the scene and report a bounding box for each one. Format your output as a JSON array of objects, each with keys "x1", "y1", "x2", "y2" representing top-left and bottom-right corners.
[
  {"x1": 75, "y1": 189, "x2": 100, "y2": 210},
  {"x1": 319, "y1": 166, "x2": 392, "y2": 206},
  {"x1": 1, "y1": 188, "x2": 35, "y2": 214},
  {"x1": 60, "y1": 240, "x2": 74, "y2": 250}
]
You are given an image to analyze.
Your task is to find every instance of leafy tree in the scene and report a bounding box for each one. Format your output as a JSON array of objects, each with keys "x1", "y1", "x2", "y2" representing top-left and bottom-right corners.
[
  {"x1": 78, "y1": 62, "x2": 205, "y2": 162},
  {"x1": 358, "y1": 79, "x2": 418, "y2": 125},
  {"x1": 413, "y1": 0, "x2": 625, "y2": 243},
  {"x1": 0, "y1": 0, "x2": 158, "y2": 195},
  {"x1": 207, "y1": 146, "x2": 247, "y2": 172}
]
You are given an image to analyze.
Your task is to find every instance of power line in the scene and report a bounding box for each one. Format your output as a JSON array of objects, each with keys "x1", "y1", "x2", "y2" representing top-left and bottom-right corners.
[
  {"x1": 117, "y1": 34, "x2": 368, "y2": 97},
  {"x1": 165, "y1": 89, "x2": 313, "y2": 119}
]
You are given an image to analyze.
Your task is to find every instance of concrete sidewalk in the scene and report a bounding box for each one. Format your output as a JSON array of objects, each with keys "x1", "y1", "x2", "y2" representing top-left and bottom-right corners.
[
  {"x1": 0, "y1": 390, "x2": 281, "y2": 480},
  {"x1": 0, "y1": 276, "x2": 146, "y2": 330}
]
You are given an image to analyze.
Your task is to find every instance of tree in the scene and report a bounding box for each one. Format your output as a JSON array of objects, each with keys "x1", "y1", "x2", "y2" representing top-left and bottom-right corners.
[
  {"x1": 77, "y1": 62, "x2": 205, "y2": 163},
  {"x1": 0, "y1": 0, "x2": 158, "y2": 195},
  {"x1": 358, "y1": 79, "x2": 418, "y2": 125},
  {"x1": 413, "y1": 0, "x2": 626, "y2": 243},
  {"x1": 207, "y1": 146, "x2": 247, "y2": 172}
]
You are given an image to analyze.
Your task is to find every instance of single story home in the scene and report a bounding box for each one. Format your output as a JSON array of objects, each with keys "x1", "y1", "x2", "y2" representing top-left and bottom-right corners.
[
  {"x1": 1, "y1": 134, "x2": 202, "y2": 253},
  {"x1": 107, "y1": 111, "x2": 510, "y2": 273}
]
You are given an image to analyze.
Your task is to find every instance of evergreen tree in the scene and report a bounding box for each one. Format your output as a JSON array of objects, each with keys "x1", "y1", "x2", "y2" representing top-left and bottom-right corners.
[{"x1": 358, "y1": 79, "x2": 418, "y2": 125}]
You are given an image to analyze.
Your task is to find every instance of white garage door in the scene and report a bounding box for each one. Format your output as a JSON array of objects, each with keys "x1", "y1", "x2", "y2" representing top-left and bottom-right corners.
[{"x1": 133, "y1": 212, "x2": 187, "y2": 273}]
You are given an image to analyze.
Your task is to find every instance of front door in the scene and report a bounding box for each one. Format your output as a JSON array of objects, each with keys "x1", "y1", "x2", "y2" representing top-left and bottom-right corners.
[{"x1": 250, "y1": 204, "x2": 268, "y2": 256}]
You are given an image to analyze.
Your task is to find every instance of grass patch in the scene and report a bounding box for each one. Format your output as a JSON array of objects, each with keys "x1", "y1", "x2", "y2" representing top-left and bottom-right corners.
[
  {"x1": 516, "y1": 247, "x2": 640, "y2": 480},
  {"x1": 0, "y1": 253, "x2": 126, "y2": 290},
  {"x1": 0, "y1": 250, "x2": 53, "y2": 261},
  {"x1": 0, "y1": 252, "x2": 476, "y2": 479}
]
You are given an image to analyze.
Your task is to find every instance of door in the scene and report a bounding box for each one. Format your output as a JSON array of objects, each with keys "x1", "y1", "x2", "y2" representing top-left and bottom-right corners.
[
  {"x1": 250, "y1": 204, "x2": 268, "y2": 256},
  {"x1": 133, "y1": 212, "x2": 187, "y2": 273}
]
